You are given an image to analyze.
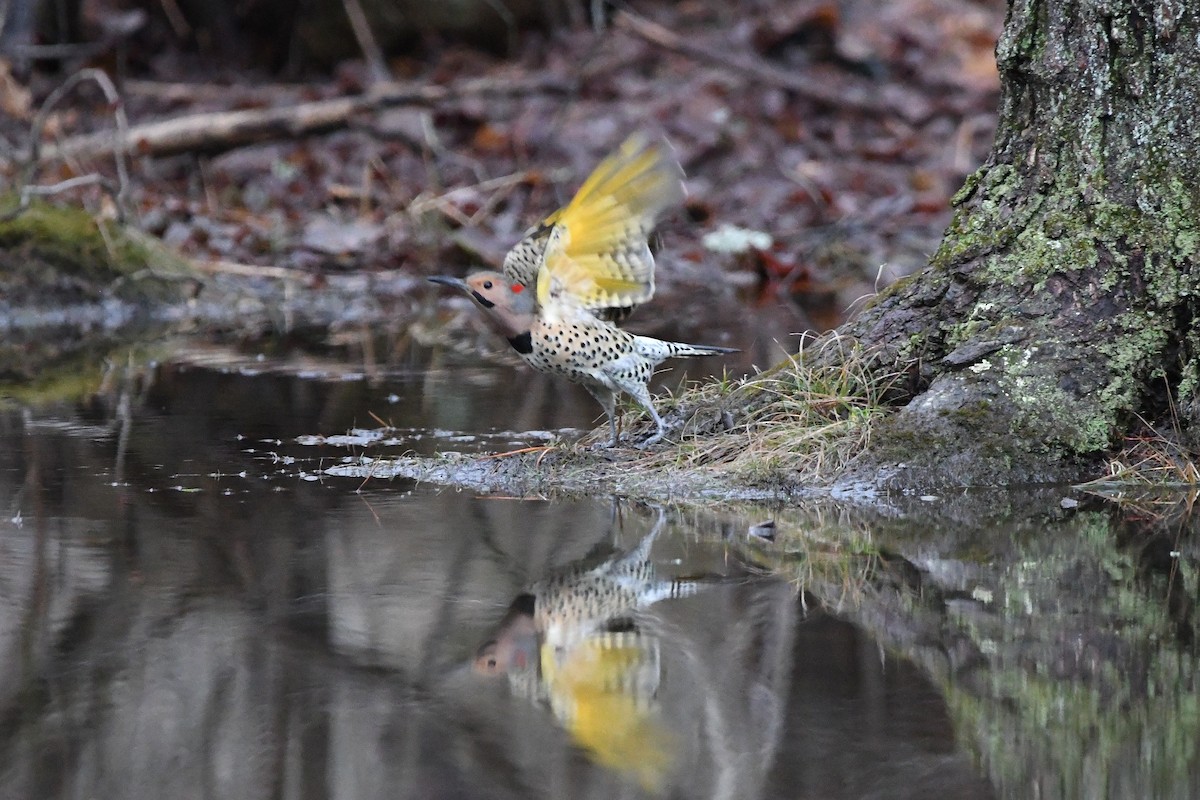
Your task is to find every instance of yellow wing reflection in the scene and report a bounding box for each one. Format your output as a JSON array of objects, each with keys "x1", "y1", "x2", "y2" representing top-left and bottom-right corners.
[
  {"x1": 474, "y1": 519, "x2": 689, "y2": 792},
  {"x1": 539, "y1": 630, "x2": 674, "y2": 793}
]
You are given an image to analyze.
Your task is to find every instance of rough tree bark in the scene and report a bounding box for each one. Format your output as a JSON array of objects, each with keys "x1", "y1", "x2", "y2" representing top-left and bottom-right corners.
[{"x1": 838, "y1": 0, "x2": 1200, "y2": 489}]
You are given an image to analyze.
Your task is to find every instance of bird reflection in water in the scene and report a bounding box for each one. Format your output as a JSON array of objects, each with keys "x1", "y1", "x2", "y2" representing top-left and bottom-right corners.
[{"x1": 473, "y1": 517, "x2": 694, "y2": 792}]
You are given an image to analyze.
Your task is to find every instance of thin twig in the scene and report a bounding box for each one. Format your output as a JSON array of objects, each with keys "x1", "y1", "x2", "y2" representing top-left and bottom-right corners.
[
  {"x1": 405, "y1": 168, "x2": 543, "y2": 220},
  {"x1": 481, "y1": 446, "x2": 554, "y2": 459},
  {"x1": 614, "y1": 9, "x2": 878, "y2": 113},
  {"x1": 122, "y1": 79, "x2": 306, "y2": 101},
  {"x1": 342, "y1": 0, "x2": 391, "y2": 83},
  {"x1": 158, "y1": 0, "x2": 192, "y2": 38},
  {"x1": 479, "y1": 0, "x2": 519, "y2": 54},
  {"x1": 6, "y1": 68, "x2": 133, "y2": 222},
  {"x1": 5, "y1": 41, "x2": 111, "y2": 60},
  {"x1": 18, "y1": 173, "x2": 115, "y2": 201}
]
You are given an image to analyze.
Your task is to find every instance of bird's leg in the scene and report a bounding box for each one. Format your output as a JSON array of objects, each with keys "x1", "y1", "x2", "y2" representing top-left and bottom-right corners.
[
  {"x1": 640, "y1": 404, "x2": 667, "y2": 447},
  {"x1": 584, "y1": 384, "x2": 621, "y2": 447},
  {"x1": 622, "y1": 381, "x2": 667, "y2": 446}
]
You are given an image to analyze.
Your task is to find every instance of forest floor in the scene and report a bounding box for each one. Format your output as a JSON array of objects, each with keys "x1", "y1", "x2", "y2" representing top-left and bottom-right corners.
[{"x1": 0, "y1": 0, "x2": 1005, "y2": 344}]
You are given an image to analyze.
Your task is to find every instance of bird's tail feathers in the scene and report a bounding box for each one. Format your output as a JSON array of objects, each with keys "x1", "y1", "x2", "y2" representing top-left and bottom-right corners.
[
  {"x1": 676, "y1": 343, "x2": 739, "y2": 356},
  {"x1": 638, "y1": 339, "x2": 739, "y2": 359}
]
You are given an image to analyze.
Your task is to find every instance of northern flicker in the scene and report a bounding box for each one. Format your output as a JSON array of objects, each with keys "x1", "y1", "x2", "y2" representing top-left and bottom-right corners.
[
  {"x1": 472, "y1": 521, "x2": 686, "y2": 789},
  {"x1": 474, "y1": 517, "x2": 693, "y2": 678},
  {"x1": 539, "y1": 628, "x2": 673, "y2": 792},
  {"x1": 476, "y1": 601, "x2": 673, "y2": 791},
  {"x1": 429, "y1": 135, "x2": 737, "y2": 447}
]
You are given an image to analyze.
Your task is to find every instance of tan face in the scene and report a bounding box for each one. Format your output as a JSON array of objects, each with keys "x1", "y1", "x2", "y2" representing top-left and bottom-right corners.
[
  {"x1": 473, "y1": 608, "x2": 538, "y2": 676},
  {"x1": 461, "y1": 272, "x2": 528, "y2": 309},
  {"x1": 429, "y1": 271, "x2": 534, "y2": 313},
  {"x1": 429, "y1": 271, "x2": 538, "y2": 341}
]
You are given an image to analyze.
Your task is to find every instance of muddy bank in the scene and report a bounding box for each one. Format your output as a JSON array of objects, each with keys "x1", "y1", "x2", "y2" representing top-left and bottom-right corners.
[
  {"x1": 316, "y1": 409, "x2": 1098, "y2": 501},
  {"x1": 323, "y1": 447, "x2": 798, "y2": 502}
]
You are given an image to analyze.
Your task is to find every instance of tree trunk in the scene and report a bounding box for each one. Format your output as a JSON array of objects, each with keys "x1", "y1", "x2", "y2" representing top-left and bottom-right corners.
[{"x1": 839, "y1": 0, "x2": 1200, "y2": 489}]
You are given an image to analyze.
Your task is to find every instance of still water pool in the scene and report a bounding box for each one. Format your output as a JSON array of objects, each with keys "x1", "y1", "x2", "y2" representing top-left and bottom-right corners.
[{"x1": 1, "y1": 344, "x2": 1195, "y2": 799}]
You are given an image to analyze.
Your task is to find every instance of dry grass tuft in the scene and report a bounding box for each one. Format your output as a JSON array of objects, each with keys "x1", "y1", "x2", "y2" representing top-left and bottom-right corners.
[
  {"x1": 1076, "y1": 441, "x2": 1200, "y2": 520},
  {"x1": 1079, "y1": 409, "x2": 1200, "y2": 491},
  {"x1": 599, "y1": 333, "x2": 909, "y2": 487}
]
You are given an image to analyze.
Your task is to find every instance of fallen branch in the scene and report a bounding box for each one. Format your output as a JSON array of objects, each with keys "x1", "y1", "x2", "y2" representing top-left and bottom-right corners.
[
  {"x1": 193, "y1": 259, "x2": 315, "y2": 281},
  {"x1": 614, "y1": 10, "x2": 877, "y2": 114},
  {"x1": 39, "y1": 74, "x2": 570, "y2": 163},
  {"x1": 193, "y1": 259, "x2": 416, "y2": 286}
]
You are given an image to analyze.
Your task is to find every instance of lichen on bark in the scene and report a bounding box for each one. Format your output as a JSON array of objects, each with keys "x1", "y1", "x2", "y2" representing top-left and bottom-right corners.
[{"x1": 832, "y1": 0, "x2": 1200, "y2": 489}]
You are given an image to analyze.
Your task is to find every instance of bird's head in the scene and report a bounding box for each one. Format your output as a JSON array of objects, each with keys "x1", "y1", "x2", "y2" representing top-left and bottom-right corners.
[
  {"x1": 473, "y1": 597, "x2": 538, "y2": 677},
  {"x1": 428, "y1": 271, "x2": 537, "y2": 338}
]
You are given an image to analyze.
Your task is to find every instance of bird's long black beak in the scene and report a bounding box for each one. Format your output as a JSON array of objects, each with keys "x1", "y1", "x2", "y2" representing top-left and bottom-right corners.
[{"x1": 427, "y1": 275, "x2": 469, "y2": 292}]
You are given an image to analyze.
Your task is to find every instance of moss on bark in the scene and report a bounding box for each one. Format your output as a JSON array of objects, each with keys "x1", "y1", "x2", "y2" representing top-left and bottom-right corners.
[
  {"x1": 0, "y1": 199, "x2": 199, "y2": 307},
  {"x1": 832, "y1": 0, "x2": 1200, "y2": 489}
]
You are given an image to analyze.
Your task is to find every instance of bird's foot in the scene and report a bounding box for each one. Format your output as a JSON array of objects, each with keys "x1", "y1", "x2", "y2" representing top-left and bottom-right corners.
[{"x1": 635, "y1": 432, "x2": 666, "y2": 450}]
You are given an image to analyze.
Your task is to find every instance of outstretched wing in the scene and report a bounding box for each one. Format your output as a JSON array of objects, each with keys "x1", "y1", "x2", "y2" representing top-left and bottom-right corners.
[
  {"x1": 502, "y1": 221, "x2": 553, "y2": 288},
  {"x1": 533, "y1": 136, "x2": 686, "y2": 313}
]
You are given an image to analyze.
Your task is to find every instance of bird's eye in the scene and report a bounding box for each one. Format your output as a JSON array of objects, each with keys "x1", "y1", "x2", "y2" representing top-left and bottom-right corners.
[{"x1": 482, "y1": 280, "x2": 493, "y2": 289}]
